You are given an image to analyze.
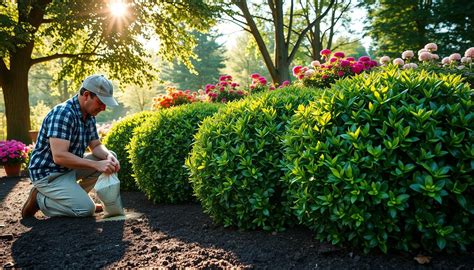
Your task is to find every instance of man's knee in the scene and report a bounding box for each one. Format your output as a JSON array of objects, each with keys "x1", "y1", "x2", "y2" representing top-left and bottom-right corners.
[
  {"x1": 73, "y1": 200, "x2": 96, "y2": 217},
  {"x1": 109, "y1": 150, "x2": 117, "y2": 158}
]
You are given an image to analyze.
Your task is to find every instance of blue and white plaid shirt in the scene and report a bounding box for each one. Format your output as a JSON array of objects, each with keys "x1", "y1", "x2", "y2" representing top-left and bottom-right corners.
[{"x1": 29, "y1": 94, "x2": 99, "y2": 182}]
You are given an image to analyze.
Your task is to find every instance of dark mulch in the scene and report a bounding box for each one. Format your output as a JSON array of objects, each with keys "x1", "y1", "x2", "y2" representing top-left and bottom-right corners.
[{"x1": 1, "y1": 173, "x2": 473, "y2": 269}]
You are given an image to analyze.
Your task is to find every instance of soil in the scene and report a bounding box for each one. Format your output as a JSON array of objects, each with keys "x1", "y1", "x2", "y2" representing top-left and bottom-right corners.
[{"x1": 1, "y1": 172, "x2": 473, "y2": 269}]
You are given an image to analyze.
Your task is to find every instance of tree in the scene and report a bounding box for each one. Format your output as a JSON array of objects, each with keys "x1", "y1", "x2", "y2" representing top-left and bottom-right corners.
[
  {"x1": 0, "y1": 1, "x2": 218, "y2": 142},
  {"x1": 295, "y1": 0, "x2": 355, "y2": 61},
  {"x1": 362, "y1": 0, "x2": 473, "y2": 57},
  {"x1": 225, "y1": 0, "x2": 335, "y2": 84},
  {"x1": 222, "y1": 33, "x2": 271, "y2": 88},
  {"x1": 162, "y1": 31, "x2": 226, "y2": 90}
]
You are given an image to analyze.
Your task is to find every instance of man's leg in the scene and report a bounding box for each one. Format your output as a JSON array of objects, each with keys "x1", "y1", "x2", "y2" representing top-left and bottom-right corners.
[{"x1": 34, "y1": 171, "x2": 96, "y2": 217}]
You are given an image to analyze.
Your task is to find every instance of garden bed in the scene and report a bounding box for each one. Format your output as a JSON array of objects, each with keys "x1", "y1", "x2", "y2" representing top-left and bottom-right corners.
[{"x1": 0, "y1": 174, "x2": 473, "y2": 269}]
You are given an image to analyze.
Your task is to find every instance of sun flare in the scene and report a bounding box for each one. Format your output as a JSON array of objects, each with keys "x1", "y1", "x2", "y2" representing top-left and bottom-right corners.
[{"x1": 109, "y1": 1, "x2": 127, "y2": 17}]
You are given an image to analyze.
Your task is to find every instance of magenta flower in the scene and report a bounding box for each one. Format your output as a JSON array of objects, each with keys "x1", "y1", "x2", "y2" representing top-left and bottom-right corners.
[
  {"x1": 320, "y1": 49, "x2": 331, "y2": 56},
  {"x1": 358, "y1": 56, "x2": 371, "y2": 62},
  {"x1": 251, "y1": 73, "x2": 261, "y2": 79},
  {"x1": 346, "y1": 57, "x2": 355, "y2": 61},
  {"x1": 329, "y1": 57, "x2": 337, "y2": 63},
  {"x1": 333, "y1": 51, "x2": 345, "y2": 58}
]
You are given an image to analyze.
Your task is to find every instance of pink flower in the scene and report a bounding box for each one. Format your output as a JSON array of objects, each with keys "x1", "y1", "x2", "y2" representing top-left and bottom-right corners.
[
  {"x1": 329, "y1": 57, "x2": 337, "y2": 63},
  {"x1": 337, "y1": 71, "x2": 345, "y2": 77},
  {"x1": 449, "y1": 53, "x2": 462, "y2": 61},
  {"x1": 418, "y1": 52, "x2": 432, "y2": 62},
  {"x1": 320, "y1": 49, "x2": 331, "y2": 56},
  {"x1": 424, "y1": 43, "x2": 438, "y2": 52},
  {"x1": 431, "y1": 54, "x2": 439, "y2": 60},
  {"x1": 280, "y1": 80, "x2": 290, "y2": 87},
  {"x1": 346, "y1": 57, "x2": 355, "y2": 61},
  {"x1": 258, "y1": 77, "x2": 267, "y2": 84},
  {"x1": 464, "y1": 47, "x2": 474, "y2": 58},
  {"x1": 392, "y1": 58, "x2": 404, "y2": 66},
  {"x1": 379, "y1": 56, "x2": 390, "y2": 65},
  {"x1": 333, "y1": 51, "x2": 345, "y2": 58},
  {"x1": 441, "y1": 57, "x2": 451, "y2": 65},
  {"x1": 292, "y1": 66, "x2": 303, "y2": 76},
  {"x1": 304, "y1": 69, "x2": 316, "y2": 77},
  {"x1": 311, "y1": 60, "x2": 321, "y2": 67},
  {"x1": 402, "y1": 50, "x2": 414, "y2": 59},
  {"x1": 251, "y1": 73, "x2": 261, "y2": 79},
  {"x1": 358, "y1": 56, "x2": 371, "y2": 62}
]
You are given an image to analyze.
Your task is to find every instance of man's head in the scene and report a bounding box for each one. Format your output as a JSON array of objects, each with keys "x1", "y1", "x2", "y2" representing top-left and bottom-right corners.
[{"x1": 81, "y1": 74, "x2": 118, "y2": 107}]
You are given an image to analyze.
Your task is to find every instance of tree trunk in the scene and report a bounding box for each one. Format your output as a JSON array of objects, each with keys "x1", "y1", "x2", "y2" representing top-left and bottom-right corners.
[{"x1": 3, "y1": 65, "x2": 31, "y2": 144}]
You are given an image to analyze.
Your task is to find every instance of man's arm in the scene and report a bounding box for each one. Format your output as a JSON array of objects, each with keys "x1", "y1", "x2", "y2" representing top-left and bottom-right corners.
[{"x1": 50, "y1": 138, "x2": 117, "y2": 173}]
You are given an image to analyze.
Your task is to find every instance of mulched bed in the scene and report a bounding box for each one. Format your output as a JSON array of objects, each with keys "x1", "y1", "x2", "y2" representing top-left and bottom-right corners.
[{"x1": 1, "y1": 173, "x2": 473, "y2": 269}]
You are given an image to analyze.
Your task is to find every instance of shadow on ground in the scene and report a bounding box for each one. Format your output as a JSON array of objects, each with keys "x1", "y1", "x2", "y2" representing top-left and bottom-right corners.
[{"x1": 12, "y1": 217, "x2": 127, "y2": 268}]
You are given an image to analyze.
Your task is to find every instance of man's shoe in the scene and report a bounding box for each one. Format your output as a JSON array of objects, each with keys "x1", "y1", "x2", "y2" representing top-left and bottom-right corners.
[
  {"x1": 21, "y1": 188, "x2": 39, "y2": 218},
  {"x1": 95, "y1": 203, "x2": 103, "y2": 213}
]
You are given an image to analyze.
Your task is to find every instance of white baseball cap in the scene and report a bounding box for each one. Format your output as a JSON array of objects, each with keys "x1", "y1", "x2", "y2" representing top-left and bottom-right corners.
[{"x1": 81, "y1": 74, "x2": 118, "y2": 107}]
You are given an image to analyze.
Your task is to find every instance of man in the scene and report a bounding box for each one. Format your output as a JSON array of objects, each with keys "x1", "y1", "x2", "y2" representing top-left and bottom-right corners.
[{"x1": 22, "y1": 74, "x2": 121, "y2": 218}]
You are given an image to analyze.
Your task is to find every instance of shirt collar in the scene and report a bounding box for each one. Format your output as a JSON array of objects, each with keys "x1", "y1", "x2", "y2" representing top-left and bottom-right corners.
[{"x1": 71, "y1": 94, "x2": 93, "y2": 122}]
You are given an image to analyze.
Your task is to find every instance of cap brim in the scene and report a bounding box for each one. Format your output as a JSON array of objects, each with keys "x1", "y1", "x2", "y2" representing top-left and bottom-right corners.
[{"x1": 97, "y1": 95, "x2": 119, "y2": 107}]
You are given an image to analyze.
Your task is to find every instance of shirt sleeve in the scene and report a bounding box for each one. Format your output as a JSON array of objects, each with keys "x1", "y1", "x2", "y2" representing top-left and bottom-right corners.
[{"x1": 46, "y1": 108, "x2": 74, "y2": 141}]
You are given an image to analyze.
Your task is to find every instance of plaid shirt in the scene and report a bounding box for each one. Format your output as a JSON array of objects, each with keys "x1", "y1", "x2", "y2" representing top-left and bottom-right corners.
[{"x1": 29, "y1": 95, "x2": 99, "y2": 181}]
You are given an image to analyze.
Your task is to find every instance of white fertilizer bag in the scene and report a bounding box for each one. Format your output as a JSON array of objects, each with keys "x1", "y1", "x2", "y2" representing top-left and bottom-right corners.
[{"x1": 94, "y1": 173, "x2": 124, "y2": 218}]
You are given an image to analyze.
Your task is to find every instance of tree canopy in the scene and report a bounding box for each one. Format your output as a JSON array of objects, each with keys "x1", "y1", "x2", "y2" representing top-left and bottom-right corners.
[
  {"x1": 162, "y1": 31, "x2": 226, "y2": 91},
  {"x1": 363, "y1": 0, "x2": 473, "y2": 57},
  {"x1": 0, "y1": 0, "x2": 219, "y2": 142}
]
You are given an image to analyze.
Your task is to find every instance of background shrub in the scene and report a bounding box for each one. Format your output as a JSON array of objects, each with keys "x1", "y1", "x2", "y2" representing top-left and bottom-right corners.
[
  {"x1": 129, "y1": 102, "x2": 222, "y2": 203},
  {"x1": 103, "y1": 111, "x2": 154, "y2": 191},
  {"x1": 186, "y1": 87, "x2": 322, "y2": 231},
  {"x1": 283, "y1": 67, "x2": 474, "y2": 253}
]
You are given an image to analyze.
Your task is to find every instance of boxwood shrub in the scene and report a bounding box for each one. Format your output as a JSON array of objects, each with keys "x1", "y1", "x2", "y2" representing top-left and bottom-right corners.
[
  {"x1": 186, "y1": 87, "x2": 323, "y2": 231},
  {"x1": 129, "y1": 102, "x2": 222, "y2": 204},
  {"x1": 283, "y1": 67, "x2": 474, "y2": 253},
  {"x1": 103, "y1": 111, "x2": 155, "y2": 191}
]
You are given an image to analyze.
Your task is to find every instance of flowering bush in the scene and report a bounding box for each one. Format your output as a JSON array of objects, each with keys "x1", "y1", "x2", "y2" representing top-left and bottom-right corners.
[
  {"x1": 152, "y1": 86, "x2": 199, "y2": 109},
  {"x1": 293, "y1": 49, "x2": 378, "y2": 88},
  {"x1": 205, "y1": 75, "x2": 247, "y2": 103},
  {"x1": 379, "y1": 44, "x2": 474, "y2": 87},
  {"x1": 0, "y1": 140, "x2": 30, "y2": 165},
  {"x1": 249, "y1": 73, "x2": 290, "y2": 94}
]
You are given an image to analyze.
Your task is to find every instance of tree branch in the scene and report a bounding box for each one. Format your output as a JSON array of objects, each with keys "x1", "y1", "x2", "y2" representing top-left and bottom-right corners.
[
  {"x1": 288, "y1": 0, "x2": 336, "y2": 62},
  {"x1": 31, "y1": 53, "x2": 100, "y2": 66}
]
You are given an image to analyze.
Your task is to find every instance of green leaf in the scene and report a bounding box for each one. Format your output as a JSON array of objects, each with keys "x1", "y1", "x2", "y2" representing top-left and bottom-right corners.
[{"x1": 436, "y1": 238, "x2": 446, "y2": 250}]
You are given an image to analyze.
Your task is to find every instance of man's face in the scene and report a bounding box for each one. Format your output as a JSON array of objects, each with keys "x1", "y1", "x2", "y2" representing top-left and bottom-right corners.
[{"x1": 85, "y1": 92, "x2": 107, "y2": 116}]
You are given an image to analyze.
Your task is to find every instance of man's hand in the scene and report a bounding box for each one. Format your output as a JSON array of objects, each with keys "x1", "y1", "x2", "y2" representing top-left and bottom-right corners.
[
  {"x1": 106, "y1": 153, "x2": 120, "y2": 172},
  {"x1": 96, "y1": 159, "x2": 119, "y2": 174}
]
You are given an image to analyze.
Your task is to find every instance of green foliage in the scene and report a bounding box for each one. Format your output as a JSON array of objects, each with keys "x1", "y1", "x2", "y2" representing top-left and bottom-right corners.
[
  {"x1": 186, "y1": 87, "x2": 322, "y2": 231},
  {"x1": 130, "y1": 102, "x2": 221, "y2": 203},
  {"x1": 283, "y1": 67, "x2": 474, "y2": 253},
  {"x1": 364, "y1": 0, "x2": 473, "y2": 57},
  {"x1": 162, "y1": 31, "x2": 226, "y2": 90},
  {"x1": 103, "y1": 111, "x2": 155, "y2": 191}
]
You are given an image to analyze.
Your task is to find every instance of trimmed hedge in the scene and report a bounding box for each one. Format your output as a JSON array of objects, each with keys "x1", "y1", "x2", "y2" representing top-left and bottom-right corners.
[
  {"x1": 186, "y1": 87, "x2": 323, "y2": 231},
  {"x1": 283, "y1": 67, "x2": 474, "y2": 253},
  {"x1": 103, "y1": 111, "x2": 155, "y2": 191},
  {"x1": 129, "y1": 102, "x2": 222, "y2": 204}
]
